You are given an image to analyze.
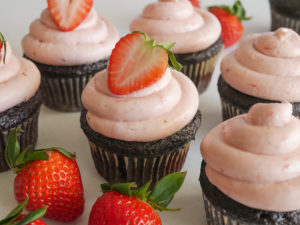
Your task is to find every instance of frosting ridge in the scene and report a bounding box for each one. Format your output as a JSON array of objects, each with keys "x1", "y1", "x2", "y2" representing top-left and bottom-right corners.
[
  {"x1": 82, "y1": 68, "x2": 199, "y2": 142},
  {"x1": 0, "y1": 42, "x2": 41, "y2": 113},
  {"x1": 130, "y1": 0, "x2": 221, "y2": 53},
  {"x1": 201, "y1": 102, "x2": 300, "y2": 211},
  {"x1": 22, "y1": 9, "x2": 119, "y2": 66},
  {"x1": 221, "y1": 28, "x2": 300, "y2": 101}
]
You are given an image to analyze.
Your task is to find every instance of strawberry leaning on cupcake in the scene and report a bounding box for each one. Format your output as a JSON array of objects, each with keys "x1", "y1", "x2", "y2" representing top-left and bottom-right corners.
[
  {"x1": 88, "y1": 172, "x2": 186, "y2": 225},
  {"x1": 0, "y1": 199, "x2": 47, "y2": 225},
  {"x1": 5, "y1": 129, "x2": 84, "y2": 222},
  {"x1": 209, "y1": 0, "x2": 250, "y2": 48}
]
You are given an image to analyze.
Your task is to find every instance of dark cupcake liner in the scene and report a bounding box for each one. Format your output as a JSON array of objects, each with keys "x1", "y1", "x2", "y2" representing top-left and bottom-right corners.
[
  {"x1": 88, "y1": 140, "x2": 190, "y2": 187},
  {"x1": 80, "y1": 109, "x2": 201, "y2": 186},
  {"x1": 25, "y1": 56, "x2": 109, "y2": 112},
  {"x1": 0, "y1": 105, "x2": 41, "y2": 172},
  {"x1": 270, "y1": 7, "x2": 300, "y2": 34},
  {"x1": 175, "y1": 38, "x2": 223, "y2": 94},
  {"x1": 200, "y1": 161, "x2": 300, "y2": 224},
  {"x1": 218, "y1": 75, "x2": 300, "y2": 120},
  {"x1": 269, "y1": 0, "x2": 300, "y2": 16}
]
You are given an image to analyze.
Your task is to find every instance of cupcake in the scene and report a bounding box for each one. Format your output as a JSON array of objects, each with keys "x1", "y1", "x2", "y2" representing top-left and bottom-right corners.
[
  {"x1": 218, "y1": 27, "x2": 300, "y2": 120},
  {"x1": 80, "y1": 32, "x2": 201, "y2": 187},
  {"x1": 130, "y1": 0, "x2": 223, "y2": 94},
  {"x1": 22, "y1": 1, "x2": 119, "y2": 112},
  {"x1": 0, "y1": 35, "x2": 42, "y2": 172},
  {"x1": 200, "y1": 102, "x2": 300, "y2": 224},
  {"x1": 269, "y1": 0, "x2": 300, "y2": 34}
]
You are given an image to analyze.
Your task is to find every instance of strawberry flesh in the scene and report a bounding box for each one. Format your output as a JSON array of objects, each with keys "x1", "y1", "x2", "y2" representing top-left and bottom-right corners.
[
  {"x1": 47, "y1": 0, "x2": 93, "y2": 31},
  {"x1": 108, "y1": 32, "x2": 168, "y2": 95},
  {"x1": 189, "y1": 0, "x2": 200, "y2": 7},
  {"x1": 16, "y1": 214, "x2": 47, "y2": 225}
]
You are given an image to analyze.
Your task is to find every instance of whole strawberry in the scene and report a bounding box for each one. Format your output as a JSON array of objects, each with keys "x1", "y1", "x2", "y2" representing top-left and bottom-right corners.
[
  {"x1": 209, "y1": 0, "x2": 250, "y2": 48},
  {"x1": 5, "y1": 129, "x2": 84, "y2": 222},
  {"x1": 88, "y1": 172, "x2": 186, "y2": 225},
  {"x1": 0, "y1": 199, "x2": 47, "y2": 225}
]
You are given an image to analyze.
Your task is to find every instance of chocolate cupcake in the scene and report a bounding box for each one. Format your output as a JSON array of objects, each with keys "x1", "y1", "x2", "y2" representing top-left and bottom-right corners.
[
  {"x1": 0, "y1": 40, "x2": 42, "y2": 172},
  {"x1": 80, "y1": 32, "x2": 201, "y2": 187},
  {"x1": 130, "y1": 0, "x2": 223, "y2": 94},
  {"x1": 22, "y1": 4, "x2": 119, "y2": 112},
  {"x1": 269, "y1": 0, "x2": 300, "y2": 34},
  {"x1": 218, "y1": 28, "x2": 300, "y2": 120},
  {"x1": 200, "y1": 102, "x2": 300, "y2": 224}
]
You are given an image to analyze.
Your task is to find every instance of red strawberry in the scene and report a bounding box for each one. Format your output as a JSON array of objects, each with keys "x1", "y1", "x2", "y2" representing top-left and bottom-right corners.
[
  {"x1": 0, "y1": 199, "x2": 47, "y2": 225},
  {"x1": 209, "y1": 0, "x2": 250, "y2": 48},
  {"x1": 189, "y1": 0, "x2": 200, "y2": 8},
  {"x1": 108, "y1": 31, "x2": 182, "y2": 95},
  {"x1": 88, "y1": 172, "x2": 186, "y2": 225},
  {"x1": 0, "y1": 32, "x2": 7, "y2": 63},
  {"x1": 47, "y1": 0, "x2": 93, "y2": 31},
  {"x1": 5, "y1": 129, "x2": 84, "y2": 222}
]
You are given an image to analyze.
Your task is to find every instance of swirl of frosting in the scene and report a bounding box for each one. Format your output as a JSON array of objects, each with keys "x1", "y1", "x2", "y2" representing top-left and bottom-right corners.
[
  {"x1": 201, "y1": 102, "x2": 300, "y2": 211},
  {"x1": 221, "y1": 28, "x2": 300, "y2": 102},
  {"x1": 130, "y1": 0, "x2": 221, "y2": 54},
  {"x1": 82, "y1": 68, "x2": 199, "y2": 142},
  {"x1": 22, "y1": 9, "x2": 119, "y2": 66},
  {"x1": 0, "y1": 42, "x2": 41, "y2": 113}
]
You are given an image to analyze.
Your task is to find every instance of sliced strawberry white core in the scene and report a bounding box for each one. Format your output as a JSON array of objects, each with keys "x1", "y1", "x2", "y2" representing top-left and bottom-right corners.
[{"x1": 47, "y1": 0, "x2": 93, "y2": 31}]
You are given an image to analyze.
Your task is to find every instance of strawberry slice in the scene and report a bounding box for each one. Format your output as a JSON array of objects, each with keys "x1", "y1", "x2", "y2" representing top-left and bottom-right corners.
[
  {"x1": 108, "y1": 32, "x2": 182, "y2": 95},
  {"x1": 0, "y1": 32, "x2": 6, "y2": 63},
  {"x1": 189, "y1": 0, "x2": 200, "y2": 8},
  {"x1": 47, "y1": 0, "x2": 94, "y2": 31}
]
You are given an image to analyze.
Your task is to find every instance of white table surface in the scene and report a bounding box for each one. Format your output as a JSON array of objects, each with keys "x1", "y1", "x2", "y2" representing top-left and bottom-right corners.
[{"x1": 0, "y1": 0, "x2": 271, "y2": 224}]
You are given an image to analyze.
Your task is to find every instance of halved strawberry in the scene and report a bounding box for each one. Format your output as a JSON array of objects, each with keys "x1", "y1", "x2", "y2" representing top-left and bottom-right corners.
[
  {"x1": 189, "y1": 0, "x2": 200, "y2": 8},
  {"x1": 0, "y1": 32, "x2": 6, "y2": 63},
  {"x1": 47, "y1": 0, "x2": 94, "y2": 31},
  {"x1": 108, "y1": 32, "x2": 182, "y2": 95}
]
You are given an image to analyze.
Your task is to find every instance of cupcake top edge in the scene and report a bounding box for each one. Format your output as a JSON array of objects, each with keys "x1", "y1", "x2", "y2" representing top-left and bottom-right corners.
[
  {"x1": 0, "y1": 41, "x2": 41, "y2": 113},
  {"x1": 201, "y1": 102, "x2": 300, "y2": 212},
  {"x1": 221, "y1": 27, "x2": 300, "y2": 102},
  {"x1": 130, "y1": 0, "x2": 221, "y2": 54},
  {"x1": 22, "y1": 8, "x2": 119, "y2": 66},
  {"x1": 81, "y1": 32, "x2": 200, "y2": 142}
]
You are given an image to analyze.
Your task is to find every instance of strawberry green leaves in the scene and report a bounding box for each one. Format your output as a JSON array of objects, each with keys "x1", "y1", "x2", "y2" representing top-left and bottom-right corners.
[{"x1": 0, "y1": 32, "x2": 7, "y2": 64}]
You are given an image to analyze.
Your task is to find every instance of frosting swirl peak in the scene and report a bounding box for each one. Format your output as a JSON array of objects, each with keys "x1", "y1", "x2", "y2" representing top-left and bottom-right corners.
[
  {"x1": 201, "y1": 102, "x2": 300, "y2": 211},
  {"x1": 221, "y1": 28, "x2": 300, "y2": 102},
  {"x1": 130, "y1": 0, "x2": 221, "y2": 53}
]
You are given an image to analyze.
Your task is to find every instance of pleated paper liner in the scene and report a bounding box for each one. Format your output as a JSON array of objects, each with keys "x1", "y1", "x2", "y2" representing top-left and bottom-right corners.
[
  {"x1": 80, "y1": 109, "x2": 201, "y2": 187},
  {"x1": 217, "y1": 75, "x2": 300, "y2": 121},
  {"x1": 0, "y1": 109, "x2": 40, "y2": 172},
  {"x1": 200, "y1": 161, "x2": 300, "y2": 225},
  {"x1": 25, "y1": 56, "x2": 109, "y2": 112},
  {"x1": 89, "y1": 141, "x2": 190, "y2": 187},
  {"x1": 270, "y1": 8, "x2": 300, "y2": 34},
  {"x1": 174, "y1": 38, "x2": 223, "y2": 94}
]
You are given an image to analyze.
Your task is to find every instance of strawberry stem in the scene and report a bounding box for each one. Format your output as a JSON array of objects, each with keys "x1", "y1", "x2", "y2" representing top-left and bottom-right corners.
[
  {"x1": 5, "y1": 129, "x2": 76, "y2": 173},
  {"x1": 132, "y1": 31, "x2": 183, "y2": 71},
  {"x1": 0, "y1": 32, "x2": 7, "y2": 64}
]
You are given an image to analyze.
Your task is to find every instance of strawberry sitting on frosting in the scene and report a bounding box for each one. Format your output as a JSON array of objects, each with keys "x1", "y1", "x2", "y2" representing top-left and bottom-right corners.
[
  {"x1": 47, "y1": 0, "x2": 93, "y2": 31},
  {"x1": 108, "y1": 31, "x2": 182, "y2": 95}
]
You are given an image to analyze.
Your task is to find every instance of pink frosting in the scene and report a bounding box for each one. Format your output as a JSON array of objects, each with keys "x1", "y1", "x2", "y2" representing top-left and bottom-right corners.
[
  {"x1": 130, "y1": 0, "x2": 221, "y2": 53},
  {"x1": 221, "y1": 28, "x2": 300, "y2": 102},
  {"x1": 22, "y1": 9, "x2": 119, "y2": 66},
  {"x1": 0, "y1": 43, "x2": 41, "y2": 113},
  {"x1": 82, "y1": 68, "x2": 199, "y2": 142},
  {"x1": 201, "y1": 102, "x2": 300, "y2": 211}
]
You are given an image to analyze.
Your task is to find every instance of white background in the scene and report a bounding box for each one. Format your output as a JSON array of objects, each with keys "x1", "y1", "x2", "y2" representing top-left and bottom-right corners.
[{"x1": 0, "y1": 0, "x2": 271, "y2": 224}]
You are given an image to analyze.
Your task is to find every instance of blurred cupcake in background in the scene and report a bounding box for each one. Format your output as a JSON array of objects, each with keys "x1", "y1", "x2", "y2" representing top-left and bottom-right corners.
[
  {"x1": 22, "y1": 0, "x2": 119, "y2": 112},
  {"x1": 269, "y1": 0, "x2": 300, "y2": 34},
  {"x1": 0, "y1": 33, "x2": 42, "y2": 172},
  {"x1": 130, "y1": 0, "x2": 223, "y2": 94}
]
